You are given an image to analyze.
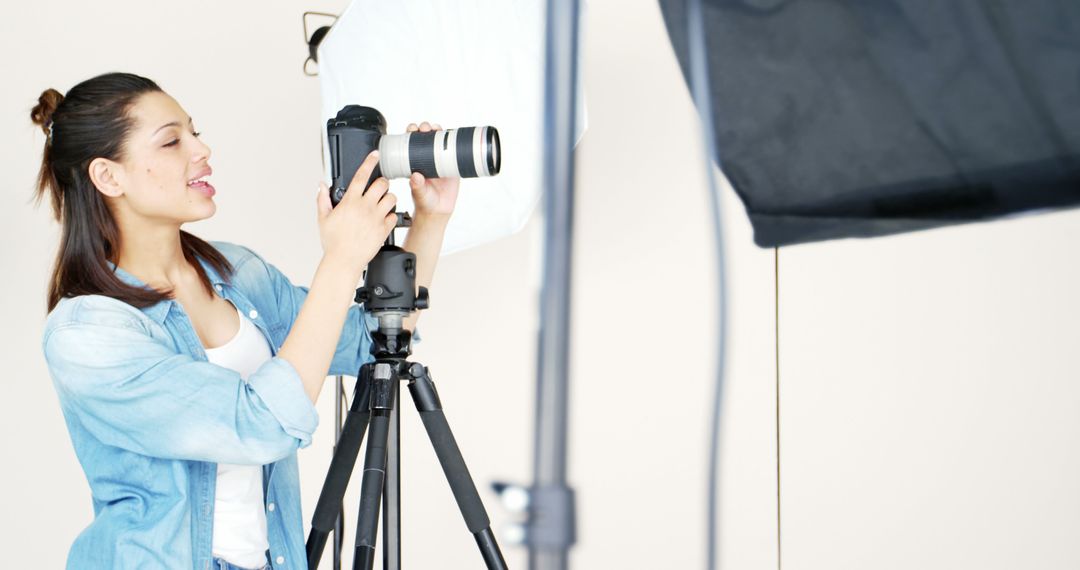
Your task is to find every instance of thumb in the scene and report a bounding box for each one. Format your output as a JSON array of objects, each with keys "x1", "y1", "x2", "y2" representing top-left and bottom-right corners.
[
  {"x1": 316, "y1": 182, "x2": 333, "y2": 221},
  {"x1": 410, "y1": 173, "x2": 430, "y2": 204},
  {"x1": 409, "y1": 172, "x2": 425, "y2": 193}
]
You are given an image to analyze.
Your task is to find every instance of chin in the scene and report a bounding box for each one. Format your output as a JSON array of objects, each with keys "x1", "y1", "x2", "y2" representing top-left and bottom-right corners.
[{"x1": 185, "y1": 202, "x2": 217, "y2": 222}]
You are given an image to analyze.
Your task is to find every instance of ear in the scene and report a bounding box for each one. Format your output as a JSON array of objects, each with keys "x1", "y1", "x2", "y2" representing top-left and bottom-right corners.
[{"x1": 88, "y1": 157, "x2": 125, "y2": 198}]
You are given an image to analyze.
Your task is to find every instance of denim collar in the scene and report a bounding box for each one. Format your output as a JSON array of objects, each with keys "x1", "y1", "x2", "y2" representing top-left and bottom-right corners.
[{"x1": 107, "y1": 256, "x2": 229, "y2": 324}]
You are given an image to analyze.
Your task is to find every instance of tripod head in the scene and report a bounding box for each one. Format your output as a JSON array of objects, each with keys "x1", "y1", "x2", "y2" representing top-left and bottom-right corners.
[{"x1": 354, "y1": 212, "x2": 429, "y2": 356}]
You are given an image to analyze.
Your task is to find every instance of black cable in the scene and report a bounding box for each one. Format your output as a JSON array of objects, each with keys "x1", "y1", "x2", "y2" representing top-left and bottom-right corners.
[
  {"x1": 775, "y1": 248, "x2": 781, "y2": 570},
  {"x1": 684, "y1": 0, "x2": 729, "y2": 569}
]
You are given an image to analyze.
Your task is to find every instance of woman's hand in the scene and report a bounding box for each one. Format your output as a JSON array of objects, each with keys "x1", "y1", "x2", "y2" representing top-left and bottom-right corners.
[
  {"x1": 316, "y1": 151, "x2": 397, "y2": 278},
  {"x1": 407, "y1": 121, "x2": 460, "y2": 219}
]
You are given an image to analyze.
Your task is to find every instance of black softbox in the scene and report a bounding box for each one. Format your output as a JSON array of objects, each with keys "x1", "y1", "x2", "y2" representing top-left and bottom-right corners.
[{"x1": 660, "y1": 0, "x2": 1080, "y2": 247}]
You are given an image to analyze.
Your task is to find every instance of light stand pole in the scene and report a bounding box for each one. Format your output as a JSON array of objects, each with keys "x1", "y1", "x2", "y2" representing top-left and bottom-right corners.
[{"x1": 528, "y1": 0, "x2": 582, "y2": 568}]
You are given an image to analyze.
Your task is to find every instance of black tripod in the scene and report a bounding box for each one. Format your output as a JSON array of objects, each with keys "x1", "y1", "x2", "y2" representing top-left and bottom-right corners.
[{"x1": 306, "y1": 217, "x2": 508, "y2": 570}]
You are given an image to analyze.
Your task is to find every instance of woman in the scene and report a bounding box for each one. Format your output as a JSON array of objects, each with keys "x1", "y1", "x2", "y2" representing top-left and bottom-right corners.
[{"x1": 32, "y1": 72, "x2": 456, "y2": 569}]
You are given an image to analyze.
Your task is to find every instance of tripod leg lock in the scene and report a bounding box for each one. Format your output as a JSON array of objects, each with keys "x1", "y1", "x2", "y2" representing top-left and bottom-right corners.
[
  {"x1": 370, "y1": 363, "x2": 396, "y2": 410},
  {"x1": 406, "y1": 363, "x2": 442, "y2": 411}
]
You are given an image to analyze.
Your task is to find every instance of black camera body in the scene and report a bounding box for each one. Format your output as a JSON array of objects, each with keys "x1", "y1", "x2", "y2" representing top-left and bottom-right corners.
[{"x1": 327, "y1": 106, "x2": 387, "y2": 206}]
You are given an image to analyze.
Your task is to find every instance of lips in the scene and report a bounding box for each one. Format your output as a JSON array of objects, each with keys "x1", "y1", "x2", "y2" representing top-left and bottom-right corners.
[{"x1": 187, "y1": 167, "x2": 216, "y2": 197}]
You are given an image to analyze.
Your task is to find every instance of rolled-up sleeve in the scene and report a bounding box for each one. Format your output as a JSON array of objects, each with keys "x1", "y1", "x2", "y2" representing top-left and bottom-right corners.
[
  {"x1": 327, "y1": 304, "x2": 380, "y2": 376},
  {"x1": 244, "y1": 356, "x2": 319, "y2": 444},
  {"x1": 44, "y1": 316, "x2": 318, "y2": 465}
]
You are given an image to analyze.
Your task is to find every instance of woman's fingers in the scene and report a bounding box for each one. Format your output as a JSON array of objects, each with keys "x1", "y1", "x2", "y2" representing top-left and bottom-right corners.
[
  {"x1": 408, "y1": 121, "x2": 441, "y2": 133},
  {"x1": 361, "y1": 177, "x2": 390, "y2": 205},
  {"x1": 383, "y1": 211, "x2": 399, "y2": 233},
  {"x1": 343, "y1": 150, "x2": 381, "y2": 201},
  {"x1": 316, "y1": 182, "x2": 332, "y2": 220},
  {"x1": 376, "y1": 187, "x2": 397, "y2": 210}
]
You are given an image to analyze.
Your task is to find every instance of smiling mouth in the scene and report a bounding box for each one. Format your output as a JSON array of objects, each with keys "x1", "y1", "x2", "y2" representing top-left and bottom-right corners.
[{"x1": 187, "y1": 176, "x2": 216, "y2": 197}]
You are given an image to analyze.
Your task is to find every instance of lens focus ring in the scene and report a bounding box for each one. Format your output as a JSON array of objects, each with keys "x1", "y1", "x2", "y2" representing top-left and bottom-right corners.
[{"x1": 408, "y1": 131, "x2": 439, "y2": 179}]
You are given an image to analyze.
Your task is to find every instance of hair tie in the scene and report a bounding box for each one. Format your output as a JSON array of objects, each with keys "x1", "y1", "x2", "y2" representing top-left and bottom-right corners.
[{"x1": 46, "y1": 119, "x2": 54, "y2": 143}]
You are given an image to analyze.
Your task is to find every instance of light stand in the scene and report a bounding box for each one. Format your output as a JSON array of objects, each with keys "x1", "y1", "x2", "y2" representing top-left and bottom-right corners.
[{"x1": 519, "y1": 0, "x2": 583, "y2": 568}]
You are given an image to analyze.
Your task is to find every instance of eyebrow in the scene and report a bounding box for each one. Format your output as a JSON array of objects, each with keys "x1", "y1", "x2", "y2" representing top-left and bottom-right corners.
[{"x1": 154, "y1": 116, "x2": 193, "y2": 136}]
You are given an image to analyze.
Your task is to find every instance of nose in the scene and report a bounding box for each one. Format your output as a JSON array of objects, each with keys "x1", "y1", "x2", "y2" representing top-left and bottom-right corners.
[{"x1": 192, "y1": 134, "x2": 212, "y2": 163}]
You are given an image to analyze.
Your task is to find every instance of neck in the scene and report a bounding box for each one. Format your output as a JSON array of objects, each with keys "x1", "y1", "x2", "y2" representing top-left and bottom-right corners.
[{"x1": 115, "y1": 223, "x2": 190, "y2": 290}]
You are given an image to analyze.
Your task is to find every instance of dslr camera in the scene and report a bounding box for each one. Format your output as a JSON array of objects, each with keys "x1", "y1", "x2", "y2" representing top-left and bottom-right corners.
[{"x1": 327, "y1": 105, "x2": 501, "y2": 205}]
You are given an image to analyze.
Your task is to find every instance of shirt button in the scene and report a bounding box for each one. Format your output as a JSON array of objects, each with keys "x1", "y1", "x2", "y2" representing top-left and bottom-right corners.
[
  {"x1": 214, "y1": 284, "x2": 222, "y2": 292},
  {"x1": 249, "y1": 309, "x2": 259, "y2": 319},
  {"x1": 276, "y1": 556, "x2": 285, "y2": 565},
  {"x1": 267, "y1": 502, "x2": 276, "y2": 512}
]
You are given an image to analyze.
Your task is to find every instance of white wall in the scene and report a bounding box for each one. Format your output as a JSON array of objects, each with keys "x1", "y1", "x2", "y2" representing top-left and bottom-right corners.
[
  {"x1": 780, "y1": 212, "x2": 1080, "y2": 569},
  {"x1": 1, "y1": 1, "x2": 1077, "y2": 569}
]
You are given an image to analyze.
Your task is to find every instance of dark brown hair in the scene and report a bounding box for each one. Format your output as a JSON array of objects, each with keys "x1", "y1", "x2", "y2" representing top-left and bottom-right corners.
[{"x1": 31, "y1": 72, "x2": 232, "y2": 312}]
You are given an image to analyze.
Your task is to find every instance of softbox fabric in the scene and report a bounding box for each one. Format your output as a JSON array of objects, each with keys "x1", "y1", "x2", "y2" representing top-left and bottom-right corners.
[{"x1": 660, "y1": 0, "x2": 1080, "y2": 247}]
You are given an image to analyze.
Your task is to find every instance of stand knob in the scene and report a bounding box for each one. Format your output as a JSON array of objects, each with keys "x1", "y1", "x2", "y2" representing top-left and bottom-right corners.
[{"x1": 415, "y1": 286, "x2": 430, "y2": 310}]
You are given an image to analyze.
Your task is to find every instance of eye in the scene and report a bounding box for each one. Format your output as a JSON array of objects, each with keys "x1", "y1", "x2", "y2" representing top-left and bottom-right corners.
[{"x1": 162, "y1": 131, "x2": 201, "y2": 148}]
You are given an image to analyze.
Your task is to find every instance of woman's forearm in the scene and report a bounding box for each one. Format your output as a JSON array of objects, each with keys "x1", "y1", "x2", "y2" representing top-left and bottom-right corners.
[
  {"x1": 276, "y1": 256, "x2": 362, "y2": 403},
  {"x1": 401, "y1": 213, "x2": 449, "y2": 332}
]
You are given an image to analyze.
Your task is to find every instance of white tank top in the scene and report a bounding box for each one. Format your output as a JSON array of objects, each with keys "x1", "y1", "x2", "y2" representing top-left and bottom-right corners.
[{"x1": 204, "y1": 304, "x2": 273, "y2": 569}]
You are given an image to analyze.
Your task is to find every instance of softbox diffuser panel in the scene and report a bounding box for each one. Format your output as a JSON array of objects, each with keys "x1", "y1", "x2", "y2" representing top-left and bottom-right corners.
[{"x1": 660, "y1": 0, "x2": 1080, "y2": 247}]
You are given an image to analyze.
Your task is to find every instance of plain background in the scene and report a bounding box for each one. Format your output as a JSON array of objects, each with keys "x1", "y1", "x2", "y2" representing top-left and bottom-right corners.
[{"x1": 2, "y1": 1, "x2": 1078, "y2": 569}]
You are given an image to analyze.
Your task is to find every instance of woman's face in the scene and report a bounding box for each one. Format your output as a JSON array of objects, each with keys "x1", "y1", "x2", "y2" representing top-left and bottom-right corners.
[{"x1": 110, "y1": 91, "x2": 216, "y2": 225}]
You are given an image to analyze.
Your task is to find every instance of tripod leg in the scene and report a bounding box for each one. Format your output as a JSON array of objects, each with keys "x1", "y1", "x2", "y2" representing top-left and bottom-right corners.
[
  {"x1": 334, "y1": 377, "x2": 345, "y2": 570},
  {"x1": 406, "y1": 364, "x2": 508, "y2": 570},
  {"x1": 382, "y1": 381, "x2": 401, "y2": 570},
  {"x1": 354, "y1": 365, "x2": 397, "y2": 570},
  {"x1": 307, "y1": 366, "x2": 375, "y2": 569}
]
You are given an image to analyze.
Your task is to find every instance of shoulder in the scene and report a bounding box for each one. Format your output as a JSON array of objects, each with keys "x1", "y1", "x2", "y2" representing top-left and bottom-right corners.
[
  {"x1": 207, "y1": 241, "x2": 296, "y2": 298},
  {"x1": 208, "y1": 240, "x2": 281, "y2": 283},
  {"x1": 208, "y1": 240, "x2": 261, "y2": 270},
  {"x1": 46, "y1": 295, "x2": 147, "y2": 332},
  {"x1": 43, "y1": 295, "x2": 153, "y2": 352}
]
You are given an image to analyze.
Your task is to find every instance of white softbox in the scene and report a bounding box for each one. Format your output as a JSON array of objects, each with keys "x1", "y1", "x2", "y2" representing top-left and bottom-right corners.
[{"x1": 317, "y1": 0, "x2": 587, "y2": 254}]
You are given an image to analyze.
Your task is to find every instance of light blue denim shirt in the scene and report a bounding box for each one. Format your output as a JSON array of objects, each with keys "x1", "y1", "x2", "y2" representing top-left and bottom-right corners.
[{"x1": 43, "y1": 242, "x2": 376, "y2": 570}]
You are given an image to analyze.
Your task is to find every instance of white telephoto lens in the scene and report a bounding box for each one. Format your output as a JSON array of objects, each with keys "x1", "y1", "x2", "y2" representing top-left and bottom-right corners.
[{"x1": 377, "y1": 127, "x2": 501, "y2": 180}]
